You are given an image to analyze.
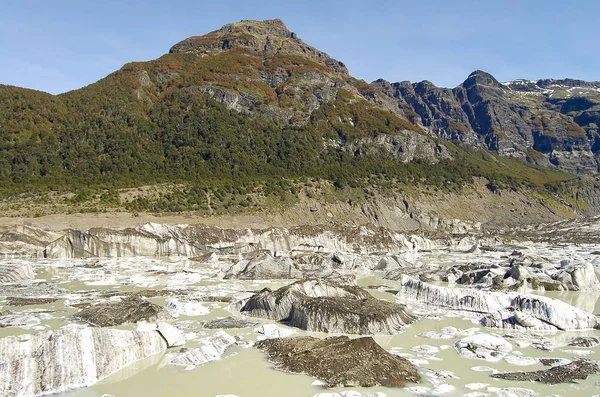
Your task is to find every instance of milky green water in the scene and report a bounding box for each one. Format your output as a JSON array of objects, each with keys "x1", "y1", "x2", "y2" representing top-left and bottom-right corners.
[{"x1": 2, "y1": 253, "x2": 600, "y2": 397}]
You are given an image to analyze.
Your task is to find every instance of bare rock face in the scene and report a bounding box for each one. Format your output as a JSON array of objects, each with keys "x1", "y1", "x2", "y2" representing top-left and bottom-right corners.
[
  {"x1": 397, "y1": 275, "x2": 599, "y2": 330},
  {"x1": 0, "y1": 262, "x2": 35, "y2": 284},
  {"x1": 75, "y1": 296, "x2": 172, "y2": 327},
  {"x1": 375, "y1": 71, "x2": 600, "y2": 175},
  {"x1": 0, "y1": 327, "x2": 167, "y2": 397},
  {"x1": 491, "y1": 359, "x2": 599, "y2": 384},
  {"x1": 241, "y1": 279, "x2": 415, "y2": 334},
  {"x1": 256, "y1": 335, "x2": 420, "y2": 387}
]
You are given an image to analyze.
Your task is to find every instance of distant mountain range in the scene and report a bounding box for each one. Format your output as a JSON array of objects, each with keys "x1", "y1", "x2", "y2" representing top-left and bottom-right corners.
[
  {"x1": 1, "y1": 19, "x2": 598, "y2": 214},
  {"x1": 374, "y1": 72, "x2": 600, "y2": 174}
]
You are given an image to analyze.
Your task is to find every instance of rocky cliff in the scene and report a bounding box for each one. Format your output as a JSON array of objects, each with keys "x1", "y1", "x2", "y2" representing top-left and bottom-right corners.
[{"x1": 373, "y1": 71, "x2": 600, "y2": 174}]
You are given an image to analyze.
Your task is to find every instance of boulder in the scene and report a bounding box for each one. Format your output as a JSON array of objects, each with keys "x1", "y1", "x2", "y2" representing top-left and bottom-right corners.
[
  {"x1": 242, "y1": 279, "x2": 415, "y2": 334},
  {"x1": 74, "y1": 296, "x2": 172, "y2": 327},
  {"x1": 0, "y1": 327, "x2": 167, "y2": 397},
  {"x1": 0, "y1": 262, "x2": 35, "y2": 284},
  {"x1": 397, "y1": 275, "x2": 599, "y2": 330},
  {"x1": 255, "y1": 335, "x2": 420, "y2": 387},
  {"x1": 491, "y1": 359, "x2": 599, "y2": 384}
]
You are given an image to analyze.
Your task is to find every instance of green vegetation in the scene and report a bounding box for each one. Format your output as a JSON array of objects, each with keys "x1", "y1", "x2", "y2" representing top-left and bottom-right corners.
[{"x1": 0, "y1": 29, "x2": 582, "y2": 215}]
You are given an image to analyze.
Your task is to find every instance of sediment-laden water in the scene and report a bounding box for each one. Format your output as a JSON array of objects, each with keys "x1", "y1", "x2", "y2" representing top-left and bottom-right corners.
[{"x1": 2, "y1": 241, "x2": 600, "y2": 397}]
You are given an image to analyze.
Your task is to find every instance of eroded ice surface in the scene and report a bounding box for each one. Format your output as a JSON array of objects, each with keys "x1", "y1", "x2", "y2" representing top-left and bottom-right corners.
[{"x1": 1, "y1": 239, "x2": 600, "y2": 397}]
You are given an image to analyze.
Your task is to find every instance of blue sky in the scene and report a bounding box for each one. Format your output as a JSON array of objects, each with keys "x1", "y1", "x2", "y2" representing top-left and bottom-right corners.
[{"x1": 2, "y1": 0, "x2": 598, "y2": 94}]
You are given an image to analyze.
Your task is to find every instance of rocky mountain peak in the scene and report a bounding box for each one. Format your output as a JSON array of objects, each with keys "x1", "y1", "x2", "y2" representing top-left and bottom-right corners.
[
  {"x1": 169, "y1": 19, "x2": 347, "y2": 75},
  {"x1": 462, "y1": 70, "x2": 503, "y2": 89},
  {"x1": 220, "y1": 19, "x2": 296, "y2": 39},
  {"x1": 414, "y1": 80, "x2": 437, "y2": 94},
  {"x1": 537, "y1": 78, "x2": 600, "y2": 89}
]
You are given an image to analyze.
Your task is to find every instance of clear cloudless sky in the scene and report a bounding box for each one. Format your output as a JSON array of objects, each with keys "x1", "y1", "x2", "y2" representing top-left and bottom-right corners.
[{"x1": 1, "y1": 0, "x2": 599, "y2": 94}]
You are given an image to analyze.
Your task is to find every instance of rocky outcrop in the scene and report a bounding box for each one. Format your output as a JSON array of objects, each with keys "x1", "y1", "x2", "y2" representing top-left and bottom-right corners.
[
  {"x1": 575, "y1": 176, "x2": 600, "y2": 215},
  {"x1": 345, "y1": 133, "x2": 451, "y2": 164},
  {"x1": 0, "y1": 262, "x2": 35, "y2": 284},
  {"x1": 242, "y1": 279, "x2": 415, "y2": 334},
  {"x1": 255, "y1": 335, "x2": 420, "y2": 387},
  {"x1": 170, "y1": 19, "x2": 348, "y2": 75},
  {"x1": 491, "y1": 359, "x2": 599, "y2": 384},
  {"x1": 0, "y1": 326, "x2": 168, "y2": 397},
  {"x1": 397, "y1": 275, "x2": 599, "y2": 330},
  {"x1": 75, "y1": 296, "x2": 172, "y2": 327}
]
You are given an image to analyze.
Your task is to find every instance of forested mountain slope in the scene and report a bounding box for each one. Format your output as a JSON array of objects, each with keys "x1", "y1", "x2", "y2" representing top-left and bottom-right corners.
[{"x1": 0, "y1": 19, "x2": 597, "y2": 219}]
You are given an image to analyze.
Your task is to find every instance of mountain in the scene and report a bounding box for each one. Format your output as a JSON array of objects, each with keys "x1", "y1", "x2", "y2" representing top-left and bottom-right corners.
[
  {"x1": 373, "y1": 72, "x2": 600, "y2": 175},
  {"x1": 0, "y1": 19, "x2": 597, "y2": 220}
]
